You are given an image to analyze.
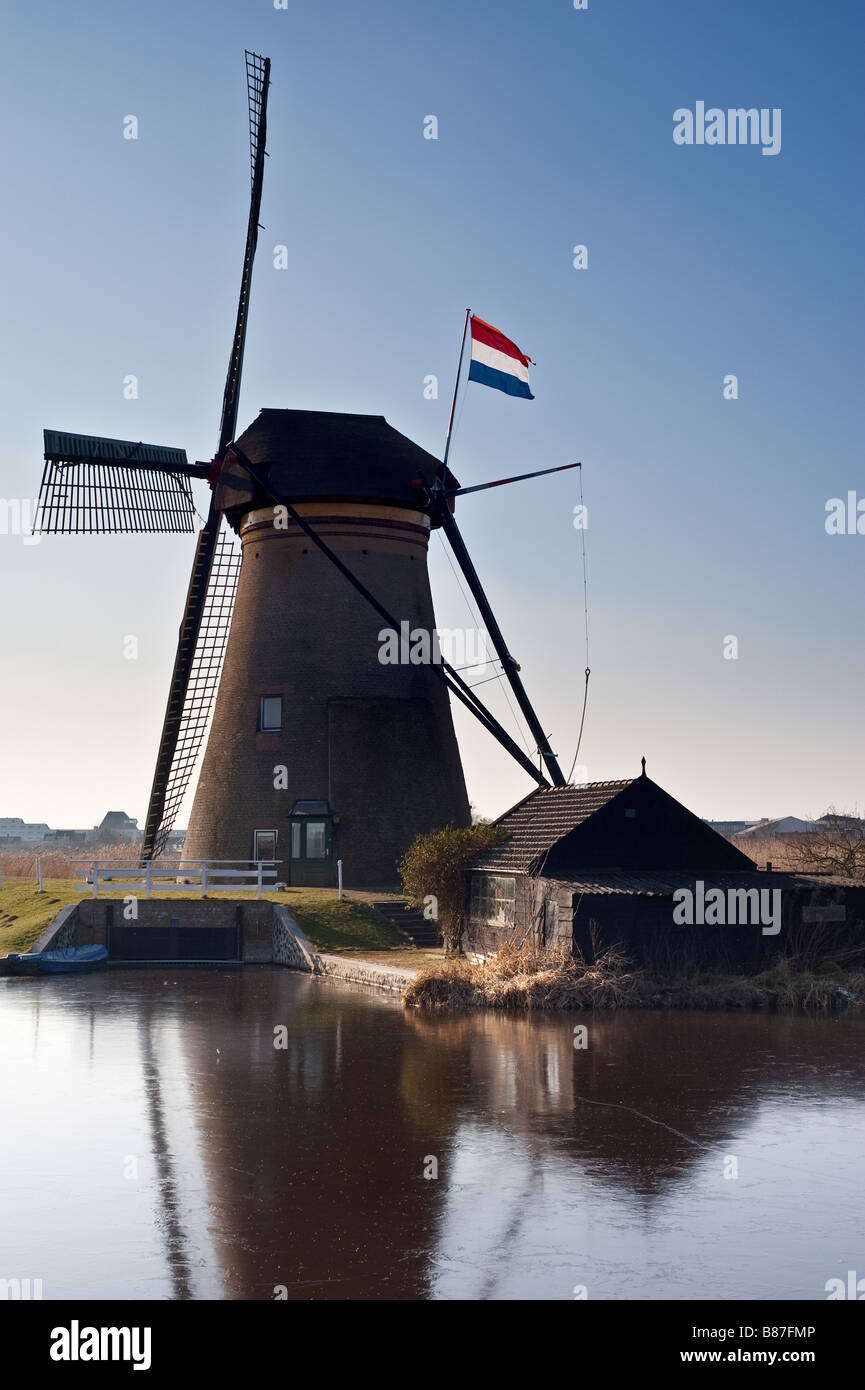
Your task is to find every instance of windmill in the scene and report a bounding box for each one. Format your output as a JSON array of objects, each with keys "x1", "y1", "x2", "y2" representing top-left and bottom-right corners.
[{"x1": 36, "y1": 52, "x2": 578, "y2": 887}]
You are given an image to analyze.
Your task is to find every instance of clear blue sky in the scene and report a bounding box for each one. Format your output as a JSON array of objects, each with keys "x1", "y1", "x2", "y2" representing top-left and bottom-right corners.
[{"x1": 1, "y1": 0, "x2": 862, "y2": 828}]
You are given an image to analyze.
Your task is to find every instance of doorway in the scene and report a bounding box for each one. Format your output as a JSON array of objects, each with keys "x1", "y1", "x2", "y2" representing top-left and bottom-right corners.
[{"x1": 287, "y1": 801, "x2": 335, "y2": 887}]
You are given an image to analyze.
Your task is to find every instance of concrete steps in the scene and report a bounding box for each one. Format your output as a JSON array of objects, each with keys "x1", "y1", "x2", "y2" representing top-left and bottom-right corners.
[{"x1": 369, "y1": 899, "x2": 443, "y2": 949}]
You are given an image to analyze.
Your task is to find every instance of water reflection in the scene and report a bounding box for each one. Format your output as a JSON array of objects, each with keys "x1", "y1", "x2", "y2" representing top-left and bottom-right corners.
[
  {"x1": 1, "y1": 970, "x2": 863, "y2": 1300},
  {"x1": 138, "y1": 1005, "x2": 194, "y2": 1300}
]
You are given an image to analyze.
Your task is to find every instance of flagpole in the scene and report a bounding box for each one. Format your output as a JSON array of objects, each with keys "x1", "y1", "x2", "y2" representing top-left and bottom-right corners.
[{"x1": 440, "y1": 307, "x2": 471, "y2": 482}]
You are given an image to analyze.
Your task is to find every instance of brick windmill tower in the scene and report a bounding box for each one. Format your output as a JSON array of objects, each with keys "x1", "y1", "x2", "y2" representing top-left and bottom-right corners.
[
  {"x1": 36, "y1": 52, "x2": 571, "y2": 887},
  {"x1": 182, "y1": 408, "x2": 471, "y2": 885}
]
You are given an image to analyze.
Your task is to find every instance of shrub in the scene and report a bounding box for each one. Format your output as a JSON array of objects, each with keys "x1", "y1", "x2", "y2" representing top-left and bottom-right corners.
[{"x1": 398, "y1": 823, "x2": 510, "y2": 956}]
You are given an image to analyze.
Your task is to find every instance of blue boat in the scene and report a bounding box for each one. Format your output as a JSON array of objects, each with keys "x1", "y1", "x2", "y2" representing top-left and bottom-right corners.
[{"x1": 5, "y1": 944, "x2": 108, "y2": 976}]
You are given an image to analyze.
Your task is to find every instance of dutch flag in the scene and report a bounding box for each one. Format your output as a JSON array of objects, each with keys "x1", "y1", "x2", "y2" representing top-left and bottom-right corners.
[{"x1": 468, "y1": 314, "x2": 535, "y2": 400}]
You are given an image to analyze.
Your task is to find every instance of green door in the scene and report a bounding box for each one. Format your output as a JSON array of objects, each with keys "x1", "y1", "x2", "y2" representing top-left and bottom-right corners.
[{"x1": 287, "y1": 813, "x2": 335, "y2": 887}]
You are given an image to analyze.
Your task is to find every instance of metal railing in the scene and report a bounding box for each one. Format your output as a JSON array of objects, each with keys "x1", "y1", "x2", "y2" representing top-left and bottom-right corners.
[{"x1": 72, "y1": 860, "x2": 282, "y2": 901}]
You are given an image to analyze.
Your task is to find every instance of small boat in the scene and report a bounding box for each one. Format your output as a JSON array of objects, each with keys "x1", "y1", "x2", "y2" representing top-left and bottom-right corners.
[{"x1": 5, "y1": 944, "x2": 109, "y2": 976}]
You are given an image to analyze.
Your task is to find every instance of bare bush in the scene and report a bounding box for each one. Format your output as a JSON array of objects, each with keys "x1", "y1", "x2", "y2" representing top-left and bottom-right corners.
[
  {"x1": 784, "y1": 810, "x2": 865, "y2": 878},
  {"x1": 729, "y1": 811, "x2": 865, "y2": 877}
]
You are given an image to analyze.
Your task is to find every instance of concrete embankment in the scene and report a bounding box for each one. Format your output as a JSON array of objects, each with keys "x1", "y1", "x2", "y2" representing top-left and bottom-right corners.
[{"x1": 312, "y1": 953, "x2": 418, "y2": 991}]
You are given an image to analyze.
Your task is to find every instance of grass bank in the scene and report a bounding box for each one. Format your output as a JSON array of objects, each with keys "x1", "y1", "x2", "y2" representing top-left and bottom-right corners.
[
  {"x1": 0, "y1": 878, "x2": 406, "y2": 956},
  {"x1": 402, "y1": 943, "x2": 864, "y2": 1014},
  {"x1": 0, "y1": 881, "x2": 81, "y2": 955},
  {"x1": 281, "y1": 892, "x2": 405, "y2": 952}
]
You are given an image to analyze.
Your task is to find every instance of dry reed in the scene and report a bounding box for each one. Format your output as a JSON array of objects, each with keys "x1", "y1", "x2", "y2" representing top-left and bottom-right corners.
[
  {"x1": 403, "y1": 942, "x2": 863, "y2": 1014},
  {"x1": 0, "y1": 844, "x2": 142, "y2": 880}
]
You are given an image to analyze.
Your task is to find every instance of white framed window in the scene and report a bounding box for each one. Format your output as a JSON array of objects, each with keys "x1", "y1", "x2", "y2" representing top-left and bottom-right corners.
[
  {"x1": 259, "y1": 696, "x2": 282, "y2": 731},
  {"x1": 253, "y1": 829, "x2": 277, "y2": 861}
]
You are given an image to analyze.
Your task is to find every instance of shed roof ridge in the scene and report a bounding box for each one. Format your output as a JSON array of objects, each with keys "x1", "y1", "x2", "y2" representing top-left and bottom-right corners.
[{"x1": 495, "y1": 779, "x2": 634, "y2": 821}]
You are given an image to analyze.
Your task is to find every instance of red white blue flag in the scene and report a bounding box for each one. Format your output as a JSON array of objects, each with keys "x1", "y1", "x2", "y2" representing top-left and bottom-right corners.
[{"x1": 468, "y1": 314, "x2": 534, "y2": 400}]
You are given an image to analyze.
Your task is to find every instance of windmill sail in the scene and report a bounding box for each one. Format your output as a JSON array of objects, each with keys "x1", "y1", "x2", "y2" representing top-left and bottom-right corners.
[
  {"x1": 38, "y1": 431, "x2": 199, "y2": 534},
  {"x1": 141, "y1": 51, "x2": 270, "y2": 861},
  {"x1": 146, "y1": 518, "x2": 241, "y2": 858},
  {"x1": 217, "y1": 50, "x2": 270, "y2": 457}
]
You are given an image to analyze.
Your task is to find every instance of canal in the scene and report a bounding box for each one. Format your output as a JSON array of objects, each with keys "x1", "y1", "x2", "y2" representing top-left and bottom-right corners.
[{"x1": 1, "y1": 968, "x2": 862, "y2": 1300}]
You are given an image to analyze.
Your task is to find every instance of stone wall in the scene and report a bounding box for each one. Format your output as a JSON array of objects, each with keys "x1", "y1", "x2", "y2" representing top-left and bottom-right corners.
[
  {"x1": 31, "y1": 903, "x2": 79, "y2": 953},
  {"x1": 272, "y1": 905, "x2": 318, "y2": 970}
]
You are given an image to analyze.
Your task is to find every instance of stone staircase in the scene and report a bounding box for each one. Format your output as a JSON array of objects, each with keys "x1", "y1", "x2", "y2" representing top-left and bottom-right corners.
[{"x1": 369, "y1": 899, "x2": 442, "y2": 950}]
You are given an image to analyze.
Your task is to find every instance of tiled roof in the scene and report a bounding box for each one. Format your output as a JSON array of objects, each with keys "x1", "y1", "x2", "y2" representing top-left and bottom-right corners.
[{"x1": 471, "y1": 781, "x2": 633, "y2": 872}]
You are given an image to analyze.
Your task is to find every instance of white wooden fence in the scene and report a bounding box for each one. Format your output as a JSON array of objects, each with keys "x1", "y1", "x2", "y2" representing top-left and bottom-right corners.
[{"x1": 72, "y1": 860, "x2": 282, "y2": 901}]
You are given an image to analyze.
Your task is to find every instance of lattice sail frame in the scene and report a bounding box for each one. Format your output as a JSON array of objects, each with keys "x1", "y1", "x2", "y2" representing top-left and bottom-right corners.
[
  {"x1": 245, "y1": 50, "x2": 268, "y2": 183},
  {"x1": 151, "y1": 519, "x2": 242, "y2": 857},
  {"x1": 38, "y1": 431, "x2": 196, "y2": 535}
]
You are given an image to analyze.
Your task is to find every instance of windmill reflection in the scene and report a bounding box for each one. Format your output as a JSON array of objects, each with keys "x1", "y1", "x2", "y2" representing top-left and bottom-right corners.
[{"x1": 138, "y1": 1003, "x2": 194, "y2": 1300}]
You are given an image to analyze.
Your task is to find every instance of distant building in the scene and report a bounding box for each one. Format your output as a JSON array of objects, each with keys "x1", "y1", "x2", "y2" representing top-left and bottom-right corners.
[
  {"x1": 0, "y1": 811, "x2": 142, "y2": 849},
  {"x1": 0, "y1": 817, "x2": 51, "y2": 845},
  {"x1": 45, "y1": 829, "x2": 90, "y2": 846},
  {"x1": 704, "y1": 819, "x2": 761, "y2": 837},
  {"x1": 734, "y1": 816, "x2": 819, "y2": 838},
  {"x1": 817, "y1": 813, "x2": 864, "y2": 832},
  {"x1": 93, "y1": 811, "x2": 140, "y2": 845}
]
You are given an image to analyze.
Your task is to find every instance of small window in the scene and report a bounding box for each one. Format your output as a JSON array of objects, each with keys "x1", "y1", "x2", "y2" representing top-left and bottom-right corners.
[
  {"x1": 259, "y1": 696, "x2": 282, "y2": 731},
  {"x1": 254, "y1": 829, "x2": 277, "y2": 861},
  {"x1": 469, "y1": 874, "x2": 515, "y2": 927},
  {"x1": 624, "y1": 808, "x2": 637, "y2": 818},
  {"x1": 306, "y1": 822, "x2": 326, "y2": 859},
  {"x1": 290, "y1": 823, "x2": 302, "y2": 859}
]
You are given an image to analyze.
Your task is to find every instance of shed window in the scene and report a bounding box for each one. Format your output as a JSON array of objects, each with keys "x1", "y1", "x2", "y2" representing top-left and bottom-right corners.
[
  {"x1": 469, "y1": 874, "x2": 515, "y2": 927},
  {"x1": 259, "y1": 696, "x2": 282, "y2": 731}
]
